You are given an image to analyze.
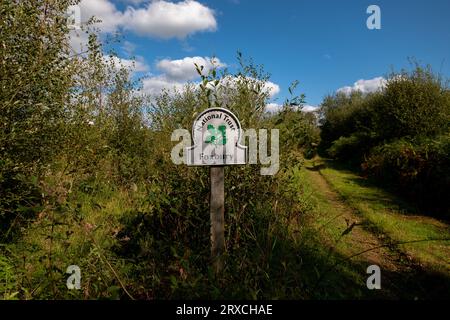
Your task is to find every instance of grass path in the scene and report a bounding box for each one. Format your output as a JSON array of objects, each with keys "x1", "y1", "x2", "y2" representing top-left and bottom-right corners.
[{"x1": 301, "y1": 158, "x2": 450, "y2": 299}]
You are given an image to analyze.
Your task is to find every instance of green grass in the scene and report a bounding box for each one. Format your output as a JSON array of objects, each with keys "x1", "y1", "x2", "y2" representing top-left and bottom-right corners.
[
  {"x1": 300, "y1": 166, "x2": 359, "y2": 254},
  {"x1": 3, "y1": 158, "x2": 448, "y2": 300},
  {"x1": 3, "y1": 183, "x2": 142, "y2": 300},
  {"x1": 316, "y1": 159, "x2": 450, "y2": 275},
  {"x1": 291, "y1": 166, "x2": 377, "y2": 299}
]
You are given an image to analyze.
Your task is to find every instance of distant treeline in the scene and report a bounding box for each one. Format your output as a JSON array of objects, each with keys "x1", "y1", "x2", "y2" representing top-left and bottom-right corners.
[{"x1": 318, "y1": 66, "x2": 450, "y2": 218}]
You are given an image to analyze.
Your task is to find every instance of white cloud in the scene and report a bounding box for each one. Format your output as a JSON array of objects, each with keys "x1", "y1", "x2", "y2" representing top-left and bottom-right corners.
[
  {"x1": 266, "y1": 103, "x2": 282, "y2": 113},
  {"x1": 79, "y1": 0, "x2": 124, "y2": 33},
  {"x1": 67, "y1": 34, "x2": 150, "y2": 73},
  {"x1": 265, "y1": 103, "x2": 318, "y2": 114},
  {"x1": 142, "y1": 76, "x2": 186, "y2": 96},
  {"x1": 156, "y1": 56, "x2": 225, "y2": 81},
  {"x1": 140, "y1": 73, "x2": 281, "y2": 99},
  {"x1": 141, "y1": 56, "x2": 225, "y2": 96},
  {"x1": 218, "y1": 75, "x2": 280, "y2": 99},
  {"x1": 303, "y1": 104, "x2": 319, "y2": 112},
  {"x1": 337, "y1": 76, "x2": 386, "y2": 95},
  {"x1": 120, "y1": 0, "x2": 149, "y2": 5},
  {"x1": 78, "y1": 0, "x2": 217, "y2": 39},
  {"x1": 123, "y1": 0, "x2": 217, "y2": 39},
  {"x1": 141, "y1": 57, "x2": 281, "y2": 100},
  {"x1": 264, "y1": 81, "x2": 280, "y2": 98},
  {"x1": 68, "y1": 29, "x2": 90, "y2": 54},
  {"x1": 104, "y1": 55, "x2": 150, "y2": 73}
]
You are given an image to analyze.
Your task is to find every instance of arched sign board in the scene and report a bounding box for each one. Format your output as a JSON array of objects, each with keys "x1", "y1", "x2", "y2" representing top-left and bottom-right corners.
[{"x1": 186, "y1": 108, "x2": 247, "y2": 166}]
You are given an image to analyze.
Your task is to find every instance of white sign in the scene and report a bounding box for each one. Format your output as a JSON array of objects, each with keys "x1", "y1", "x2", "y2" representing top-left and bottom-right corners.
[{"x1": 186, "y1": 108, "x2": 247, "y2": 166}]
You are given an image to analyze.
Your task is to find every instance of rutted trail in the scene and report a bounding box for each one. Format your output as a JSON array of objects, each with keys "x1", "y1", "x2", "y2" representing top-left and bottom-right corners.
[
  {"x1": 304, "y1": 164, "x2": 404, "y2": 297},
  {"x1": 302, "y1": 159, "x2": 450, "y2": 299},
  {"x1": 306, "y1": 165, "x2": 400, "y2": 269}
]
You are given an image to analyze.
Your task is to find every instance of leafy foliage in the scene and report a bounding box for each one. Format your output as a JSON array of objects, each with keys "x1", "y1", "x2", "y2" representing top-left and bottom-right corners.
[
  {"x1": 0, "y1": 0, "x2": 322, "y2": 299},
  {"x1": 0, "y1": 0, "x2": 76, "y2": 239},
  {"x1": 318, "y1": 64, "x2": 450, "y2": 217},
  {"x1": 363, "y1": 135, "x2": 450, "y2": 217}
]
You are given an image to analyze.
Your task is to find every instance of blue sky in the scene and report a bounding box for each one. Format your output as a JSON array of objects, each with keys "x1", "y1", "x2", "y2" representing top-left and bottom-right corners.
[{"x1": 72, "y1": 0, "x2": 450, "y2": 110}]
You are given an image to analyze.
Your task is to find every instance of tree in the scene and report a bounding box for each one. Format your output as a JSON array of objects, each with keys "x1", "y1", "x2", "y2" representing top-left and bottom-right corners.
[{"x1": 0, "y1": 0, "x2": 76, "y2": 237}]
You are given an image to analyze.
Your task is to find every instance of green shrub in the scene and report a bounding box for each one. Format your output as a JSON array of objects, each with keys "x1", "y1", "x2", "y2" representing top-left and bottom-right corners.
[
  {"x1": 0, "y1": 253, "x2": 19, "y2": 299},
  {"x1": 326, "y1": 133, "x2": 375, "y2": 165},
  {"x1": 363, "y1": 135, "x2": 450, "y2": 218},
  {"x1": 319, "y1": 63, "x2": 450, "y2": 216},
  {"x1": 0, "y1": 0, "x2": 75, "y2": 236},
  {"x1": 374, "y1": 66, "x2": 450, "y2": 140},
  {"x1": 0, "y1": 0, "x2": 318, "y2": 299},
  {"x1": 327, "y1": 135, "x2": 360, "y2": 159}
]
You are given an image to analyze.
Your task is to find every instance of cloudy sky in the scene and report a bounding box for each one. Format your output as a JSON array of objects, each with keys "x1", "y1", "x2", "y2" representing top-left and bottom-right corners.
[{"x1": 70, "y1": 0, "x2": 450, "y2": 111}]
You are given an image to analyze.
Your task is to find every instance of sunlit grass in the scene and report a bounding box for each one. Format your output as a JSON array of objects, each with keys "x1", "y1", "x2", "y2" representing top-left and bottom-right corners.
[{"x1": 317, "y1": 160, "x2": 450, "y2": 275}]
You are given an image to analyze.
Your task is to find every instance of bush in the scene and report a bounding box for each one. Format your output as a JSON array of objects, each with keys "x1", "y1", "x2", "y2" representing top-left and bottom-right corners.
[
  {"x1": 374, "y1": 66, "x2": 450, "y2": 140},
  {"x1": 0, "y1": 253, "x2": 19, "y2": 299},
  {"x1": 319, "y1": 63, "x2": 450, "y2": 216},
  {"x1": 0, "y1": 0, "x2": 318, "y2": 299},
  {"x1": 326, "y1": 134, "x2": 373, "y2": 165},
  {"x1": 0, "y1": 0, "x2": 75, "y2": 236},
  {"x1": 328, "y1": 136, "x2": 358, "y2": 158},
  {"x1": 363, "y1": 135, "x2": 450, "y2": 218},
  {"x1": 319, "y1": 65, "x2": 449, "y2": 162}
]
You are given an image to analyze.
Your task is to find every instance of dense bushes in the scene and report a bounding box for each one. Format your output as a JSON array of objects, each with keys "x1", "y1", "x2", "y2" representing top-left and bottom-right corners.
[
  {"x1": 107, "y1": 60, "x2": 317, "y2": 299},
  {"x1": 326, "y1": 133, "x2": 374, "y2": 165},
  {"x1": 0, "y1": 0, "x2": 75, "y2": 240},
  {"x1": 374, "y1": 67, "x2": 450, "y2": 140},
  {"x1": 0, "y1": 0, "x2": 321, "y2": 299},
  {"x1": 319, "y1": 65, "x2": 450, "y2": 218},
  {"x1": 364, "y1": 135, "x2": 450, "y2": 215},
  {"x1": 271, "y1": 106, "x2": 320, "y2": 159}
]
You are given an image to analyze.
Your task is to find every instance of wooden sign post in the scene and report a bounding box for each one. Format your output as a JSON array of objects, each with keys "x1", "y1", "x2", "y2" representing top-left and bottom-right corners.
[
  {"x1": 210, "y1": 166, "x2": 225, "y2": 273},
  {"x1": 186, "y1": 108, "x2": 247, "y2": 274}
]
